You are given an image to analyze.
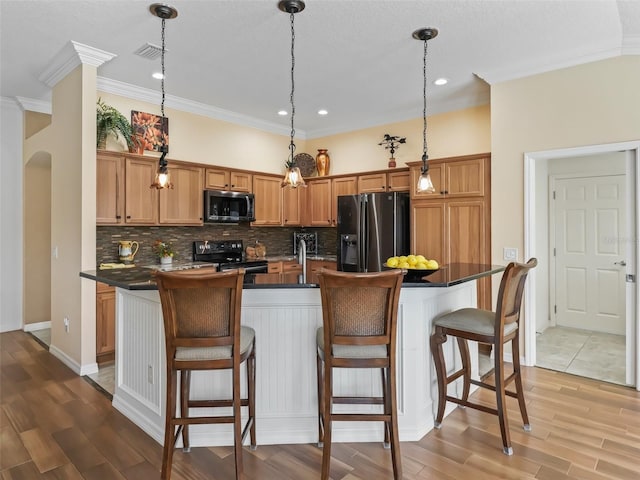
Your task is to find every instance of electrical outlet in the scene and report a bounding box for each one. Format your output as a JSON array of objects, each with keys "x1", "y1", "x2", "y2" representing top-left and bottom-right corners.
[
  {"x1": 148, "y1": 365, "x2": 154, "y2": 384},
  {"x1": 52, "y1": 246, "x2": 59, "y2": 259},
  {"x1": 503, "y1": 247, "x2": 518, "y2": 261},
  {"x1": 63, "y1": 316, "x2": 69, "y2": 332}
]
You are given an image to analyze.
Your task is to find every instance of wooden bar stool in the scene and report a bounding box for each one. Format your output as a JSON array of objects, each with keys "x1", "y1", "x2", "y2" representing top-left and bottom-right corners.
[
  {"x1": 316, "y1": 268, "x2": 404, "y2": 480},
  {"x1": 430, "y1": 258, "x2": 537, "y2": 455},
  {"x1": 155, "y1": 268, "x2": 256, "y2": 480}
]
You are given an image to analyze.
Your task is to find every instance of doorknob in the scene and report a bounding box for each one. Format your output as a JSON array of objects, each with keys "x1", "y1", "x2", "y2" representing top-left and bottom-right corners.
[{"x1": 614, "y1": 260, "x2": 627, "y2": 266}]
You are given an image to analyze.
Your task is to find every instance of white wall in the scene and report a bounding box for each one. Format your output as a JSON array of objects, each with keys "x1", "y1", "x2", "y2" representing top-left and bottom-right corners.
[{"x1": 0, "y1": 97, "x2": 24, "y2": 332}]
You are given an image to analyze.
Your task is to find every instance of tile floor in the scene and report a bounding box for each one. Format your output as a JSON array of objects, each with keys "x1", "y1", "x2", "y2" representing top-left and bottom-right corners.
[{"x1": 536, "y1": 326, "x2": 626, "y2": 386}]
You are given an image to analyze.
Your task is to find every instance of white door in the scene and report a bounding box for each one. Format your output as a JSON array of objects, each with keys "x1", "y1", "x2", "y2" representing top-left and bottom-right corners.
[{"x1": 553, "y1": 175, "x2": 626, "y2": 335}]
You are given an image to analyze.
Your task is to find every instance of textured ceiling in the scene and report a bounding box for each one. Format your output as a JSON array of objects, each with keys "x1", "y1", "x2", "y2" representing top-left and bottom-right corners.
[{"x1": 1, "y1": 0, "x2": 638, "y2": 138}]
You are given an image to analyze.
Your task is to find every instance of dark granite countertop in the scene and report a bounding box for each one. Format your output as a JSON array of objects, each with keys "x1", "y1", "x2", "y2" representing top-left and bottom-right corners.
[{"x1": 80, "y1": 263, "x2": 504, "y2": 291}]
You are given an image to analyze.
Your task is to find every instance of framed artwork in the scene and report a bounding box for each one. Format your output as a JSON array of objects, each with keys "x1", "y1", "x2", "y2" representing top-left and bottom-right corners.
[{"x1": 131, "y1": 110, "x2": 169, "y2": 152}]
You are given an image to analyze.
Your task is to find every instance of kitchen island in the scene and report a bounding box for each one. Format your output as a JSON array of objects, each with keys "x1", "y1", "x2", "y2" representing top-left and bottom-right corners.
[{"x1": 80, "y1": 264, "x2": 504, "y2": 448}]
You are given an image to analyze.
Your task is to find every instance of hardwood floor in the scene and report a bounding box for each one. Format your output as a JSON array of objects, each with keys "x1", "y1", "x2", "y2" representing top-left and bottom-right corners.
[{"x1": 1, "y1": 330, "x2": 639, "y2": 479}]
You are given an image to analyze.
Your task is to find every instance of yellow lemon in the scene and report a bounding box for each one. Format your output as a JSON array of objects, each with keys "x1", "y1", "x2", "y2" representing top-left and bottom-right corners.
[
  {"x1": 398, "y1": 256, "x2": 408, "y2": 264},
  {"x1": 407, "y1": 255, "x2": 418, "y2": 266},
  {"x1": 386, "y1": 257, "x2": 399, "y2": 268},
  {"x1": 416, "y1": 262, "x2": 428, "y2": 270},
  {"x1": 426, "y1": 259, "x2": 439, "y2": 269},
  {"x1": 416, "y1": 254, "x2": 427, "y2": 263},
  {"x1": 398, "y1": 261, "x2": 410, "y2": 269}
]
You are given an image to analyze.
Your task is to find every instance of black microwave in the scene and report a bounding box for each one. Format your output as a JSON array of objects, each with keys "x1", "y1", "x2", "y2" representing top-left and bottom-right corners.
[{"x1": 204, "y1": 190, "x2": 256, "y2": 223}]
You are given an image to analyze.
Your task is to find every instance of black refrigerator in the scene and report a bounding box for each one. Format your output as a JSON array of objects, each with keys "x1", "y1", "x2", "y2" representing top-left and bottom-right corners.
[{"x1": 337, "y1": 192, "x2": 410, "y2": 272}]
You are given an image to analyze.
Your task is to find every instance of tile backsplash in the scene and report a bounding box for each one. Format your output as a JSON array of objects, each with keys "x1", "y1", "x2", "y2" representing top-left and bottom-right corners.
[{"x1": 97, "y1": 225, "x2": 336, "y2": 265}]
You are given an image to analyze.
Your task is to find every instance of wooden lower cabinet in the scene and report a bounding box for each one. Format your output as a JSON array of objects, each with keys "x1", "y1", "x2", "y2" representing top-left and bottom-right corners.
[
  {"x1": 307, "y1": 260, "x2": 336, "y2": 284},
  {"x1": 96, "y1": 282, "x2": 115, "y2": 364}
]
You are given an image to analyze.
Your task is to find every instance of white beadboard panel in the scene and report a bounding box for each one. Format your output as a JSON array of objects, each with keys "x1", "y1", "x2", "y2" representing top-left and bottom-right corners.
[{"x1": 112, "y1": 282, "x2": 481, "y2": 446}]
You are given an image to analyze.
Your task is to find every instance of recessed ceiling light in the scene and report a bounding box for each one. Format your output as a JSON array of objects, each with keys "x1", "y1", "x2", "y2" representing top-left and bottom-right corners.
[
  {"x1": 434, "y1": 77, "x2": 448, "y2": 86},
  {"x1": 278, "y1": 110, "x2": 288, "y2": 116},
  {"x1": 317, "y1": 109, "x2": 328, "y2": 115},
  {"x1": 152, "y1": 72, "x2": 164, "y2": 80}
]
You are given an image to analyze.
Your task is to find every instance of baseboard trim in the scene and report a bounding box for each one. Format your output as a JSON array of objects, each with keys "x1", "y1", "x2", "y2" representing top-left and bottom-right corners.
[
  {"x1": 49, "y1": 344, "x2": 99, "y2": 376},
  {"x1": 23, "y1": 321, "x2": 51, "y2": 332}
]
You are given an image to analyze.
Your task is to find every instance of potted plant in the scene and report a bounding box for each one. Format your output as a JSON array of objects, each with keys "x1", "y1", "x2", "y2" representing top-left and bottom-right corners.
[
  {"x1": 153, "y1": 240, "x2": 175, "y2": 265},
  {"x1": 96, "y1": 98, "x2": 136, "y2": 151}
]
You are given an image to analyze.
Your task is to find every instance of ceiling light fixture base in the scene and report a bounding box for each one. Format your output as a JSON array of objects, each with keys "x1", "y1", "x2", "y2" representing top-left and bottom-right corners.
[
  {"x1": 150, "y1": 3, "x2": 178, "y2": 20},
  {"x1": 278, "y1": 0, "x2": 305, "y2": 14},
  {"x1": 412, "y1": 28, "x2": 438, "y2": 41}
]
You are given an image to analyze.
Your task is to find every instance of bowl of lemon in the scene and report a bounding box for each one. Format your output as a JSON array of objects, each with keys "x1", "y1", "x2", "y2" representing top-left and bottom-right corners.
[{"x1": 384, "y1": 254, "x2": 439, "y2": 279}]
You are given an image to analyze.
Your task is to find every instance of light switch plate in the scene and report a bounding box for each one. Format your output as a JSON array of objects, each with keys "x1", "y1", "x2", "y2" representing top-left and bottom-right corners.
[{"x1": 503, "y1": 247, "x2": 518, "y2": 261}]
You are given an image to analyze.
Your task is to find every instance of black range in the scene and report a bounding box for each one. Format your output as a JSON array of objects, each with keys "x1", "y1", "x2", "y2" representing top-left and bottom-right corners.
[{"x1": 192, "y1": 240, "x2": 268, "y2": 273}]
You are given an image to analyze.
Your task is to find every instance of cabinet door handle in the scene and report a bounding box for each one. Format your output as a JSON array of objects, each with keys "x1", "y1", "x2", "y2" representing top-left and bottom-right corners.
[
  {"x1": 126, "y1": 216, "x2": 131, "y2": 219},
  {"x1": 116, "y1": 215, "x2": 121, "y2": 219}
]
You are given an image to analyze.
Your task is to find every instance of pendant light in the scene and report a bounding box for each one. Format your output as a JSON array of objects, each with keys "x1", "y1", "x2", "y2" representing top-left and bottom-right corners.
[
  {"x1": 279, "y1": 0, "x2": 306, "y2": 188},
  {"x1": 150, "y1": 3, "x2": 177, "y2": 189},
  {"x1": 413, "y1": 28, "x2": 438, "y2": 194}
]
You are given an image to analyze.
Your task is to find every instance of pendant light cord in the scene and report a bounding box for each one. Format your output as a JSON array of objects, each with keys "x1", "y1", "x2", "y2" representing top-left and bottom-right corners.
[
  {"x1": 421, "y1": 37, "x2": 429, "y2": 174},
  {"x1": 289, "y1": 10, "x2": 297, "y2": 163},
  {"x1": 161, "y1": 17, "x2": 166, "y2": 121},
  {"x1": 160, "y1": 16, "x2": 167, "y2": 160}
]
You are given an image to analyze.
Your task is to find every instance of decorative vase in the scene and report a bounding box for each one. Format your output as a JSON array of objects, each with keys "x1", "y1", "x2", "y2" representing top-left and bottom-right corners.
[
  {"x1": 160, "y1": 255, "x2": 172, "y2": 266},
  {"x1": 388, "y1": 157, "x2": 397, "y2": 168},
  {"x1": 316, "y1": 149, "x2": 330, "y2": 176}
]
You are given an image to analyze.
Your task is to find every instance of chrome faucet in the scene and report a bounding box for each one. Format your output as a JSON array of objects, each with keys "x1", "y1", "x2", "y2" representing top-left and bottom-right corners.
[{"x1": 298, "y1": 238, "x2": 307, "y2": 282}]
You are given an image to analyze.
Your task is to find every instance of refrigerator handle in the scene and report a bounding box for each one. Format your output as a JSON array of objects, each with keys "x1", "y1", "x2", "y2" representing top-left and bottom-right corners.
[{"x1": 360, "y1": 194, "x2": 367, "y2": 271}]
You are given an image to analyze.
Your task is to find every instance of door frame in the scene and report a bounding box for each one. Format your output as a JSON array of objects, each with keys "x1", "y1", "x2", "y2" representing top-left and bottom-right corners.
[{"x1": 524, "y1": 140, "x2": 640, "y2": 390}]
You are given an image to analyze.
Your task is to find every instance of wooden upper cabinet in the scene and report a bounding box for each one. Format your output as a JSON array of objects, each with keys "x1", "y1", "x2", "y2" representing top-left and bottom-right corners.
[
  {"x1": 358, "y1": 169, "x2": 410, "y2": 193},
  {"x1": 444, "y1": 159, "x2": 485, "y2": 197},
  {"x1": 387, "y1": 170, "x2": 410, "y2": 191},
  {"x1": 253, "y1": 174, "x2": 282, "y2": 225},
  {"x1": 282, "y1": 185, "x2": 302, "y2": 226},
  {"x1": 124, "y1": 157, "x2": 158, "y2": 224},
  {"x1": 331, "y1": 176, "x2": 358, "y2": 225},
  {"x1": 410, "y1": 154, "x2": 486, "y2": 199},
  {"x1": 97, "y1": 152, "x2": 125, "y2": 224},
  {"x1": 205, "y1": 167, "x2": 252, "y2": 192},
  {"x1": 410, "y1": 162, "x2": 444, "y2": 199},
  {"x1": 159, "y1": 164, "x2": 204, "y2": 224},
  {"x1": 306, "y1": 178, "x2": 333, "y2": 226},
  {"x1": 358, "y1": 173, "x2": 387, "y2": 193}
]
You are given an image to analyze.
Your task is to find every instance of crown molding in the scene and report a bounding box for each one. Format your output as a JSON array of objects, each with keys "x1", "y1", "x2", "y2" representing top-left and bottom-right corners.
[
  {"x1": 39, "y1": 41, "x2": 116, "y2": 88},
  {"x1": 475, "y1": 44, "x2": 621, "y2": 85},
  {"x1": 97, "y1": 77, "x2": 300, "y2": 139},
  {"x1": 15, "y1": 96, "x2": 52, "y2": 114},
  {"x1": 0, "y1": 96, "x2": 22, "y2": 111}
]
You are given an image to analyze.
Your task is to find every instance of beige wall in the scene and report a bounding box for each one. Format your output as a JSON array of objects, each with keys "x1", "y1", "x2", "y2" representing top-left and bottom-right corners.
[
  {"x1": 97, "y1": 92, "x2": 294, "y2": 175},
  {"x1": 24, "y1": 111, "x2": 51, "y2": 139},
  {"x1": 99, "y1": 92, "x2": 490, "y2": 178},
  {"x1": 23, "y1": 154, "x2": 51, "y2": 325},
  {"x1": 307, "y1": 104, "x2": 491, "y2": 175},
  {"x1": 491, "y1": 55, "x2": 640, "y2": 352},
  {"x1": 24, "y1": 64, "x2": 98, "y2": 370}
]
